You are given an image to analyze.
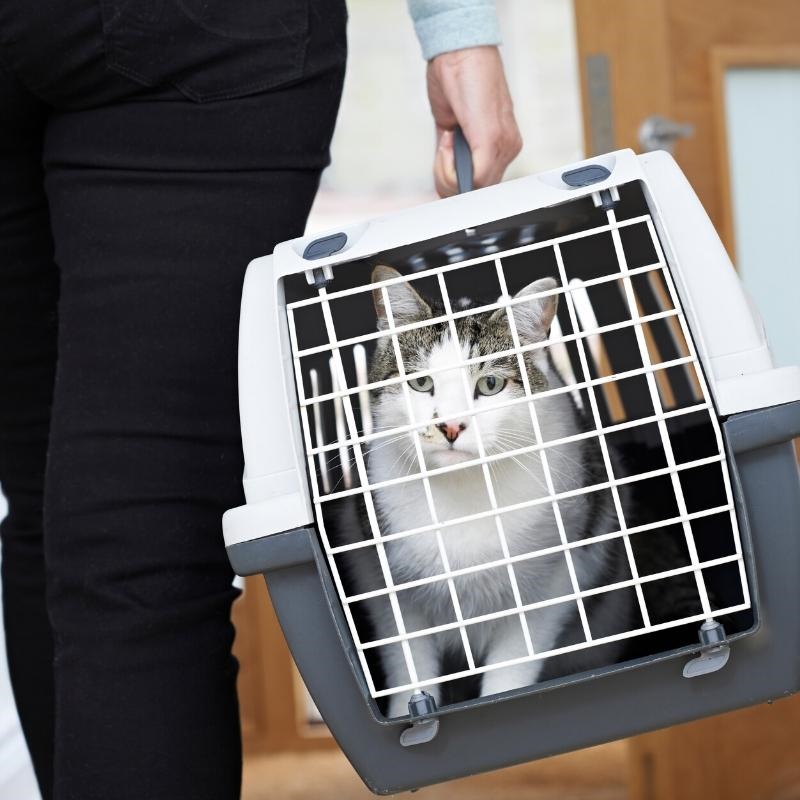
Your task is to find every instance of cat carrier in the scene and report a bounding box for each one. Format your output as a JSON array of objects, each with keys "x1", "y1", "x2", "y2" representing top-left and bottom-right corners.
[{"x1": 222, "y1": 147, "x2": 800, "y2": 794}]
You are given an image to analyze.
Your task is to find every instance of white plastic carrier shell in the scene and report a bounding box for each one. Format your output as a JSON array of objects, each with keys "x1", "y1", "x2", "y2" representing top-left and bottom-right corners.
[{"x1": 222, "y1": 149, "x2": 800, "y2": 549}]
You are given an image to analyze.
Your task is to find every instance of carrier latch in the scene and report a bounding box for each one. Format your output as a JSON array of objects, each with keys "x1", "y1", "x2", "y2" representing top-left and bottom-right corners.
[
  {"x1": 305, "y1": 265, "x2": 334, "y2": 289},
  {"x1": 561, "y1": 164, "x2": 611, "y2": 187},
  {"x1": 683, "y1": 620, "x2": 730, "y2": 678},
  {"x1": 302, "y1": 232, "x2": 347, "y2": 261},
  {"x1": 399, "y1": 691, "x2": 440, "y2": 747}
]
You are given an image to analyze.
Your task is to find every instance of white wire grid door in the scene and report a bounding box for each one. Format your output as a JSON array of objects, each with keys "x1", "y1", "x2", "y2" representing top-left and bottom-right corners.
[{"x1": 283, "y1": 190, "x2": 751, "y2": 710}]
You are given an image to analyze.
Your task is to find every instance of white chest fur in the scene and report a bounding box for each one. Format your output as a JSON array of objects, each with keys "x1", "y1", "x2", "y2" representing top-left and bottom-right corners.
[{"x1": 368, "y1": 441, "x2": 576, "y2": 613}]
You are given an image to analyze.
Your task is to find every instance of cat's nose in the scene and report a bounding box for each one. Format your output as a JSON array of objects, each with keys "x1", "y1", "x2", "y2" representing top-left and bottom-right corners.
[{"x1": 436, "y1": 422, "x2": 466, "y2": 444}]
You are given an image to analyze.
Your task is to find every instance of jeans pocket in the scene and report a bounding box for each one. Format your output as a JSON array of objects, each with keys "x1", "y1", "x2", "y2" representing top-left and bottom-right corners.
[{"x1": 100, "y1": 0, "x2": 310, "y2": 102}]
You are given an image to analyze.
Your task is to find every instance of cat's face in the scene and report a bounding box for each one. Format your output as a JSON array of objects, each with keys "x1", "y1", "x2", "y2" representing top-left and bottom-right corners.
[{"x1": 368, "y1": 265, "x2": 558, "y2": 470}]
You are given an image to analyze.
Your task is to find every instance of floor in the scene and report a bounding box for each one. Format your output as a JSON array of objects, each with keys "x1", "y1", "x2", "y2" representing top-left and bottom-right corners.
[{"x1": 242, "y1": 741, "x2": 629, "y2": 800}]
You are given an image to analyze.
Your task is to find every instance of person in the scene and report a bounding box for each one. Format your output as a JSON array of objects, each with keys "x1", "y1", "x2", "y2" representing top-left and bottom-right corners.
[{"x1": 0, "y1": 1, "x2": 522, "y2": 798}]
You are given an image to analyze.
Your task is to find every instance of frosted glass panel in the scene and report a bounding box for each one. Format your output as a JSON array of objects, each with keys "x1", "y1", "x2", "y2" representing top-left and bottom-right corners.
[{"x1": 725, "y1": 67, "x2": 800, "y2": 368}]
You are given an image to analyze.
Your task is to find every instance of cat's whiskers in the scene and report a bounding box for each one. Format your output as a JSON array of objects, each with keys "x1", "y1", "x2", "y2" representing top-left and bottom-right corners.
[
  {"x1": 319, "y1": 434, "x2": 413, "y2": 495},
  {"x1": 398, "y1": 443, "x2": 420, "y2": 475},
  {"x1": 490, "y1": 429, "x2": 539, "y2": 455},
  {"x1": 486, "y1": 432, "x2": 548, "y2": 491},
  {"x1": 381, "y1": 438, "x2": 419, "y2": 480},
  {"x1": 365, "y1": 433, "x2": 412, "y2": 456}
]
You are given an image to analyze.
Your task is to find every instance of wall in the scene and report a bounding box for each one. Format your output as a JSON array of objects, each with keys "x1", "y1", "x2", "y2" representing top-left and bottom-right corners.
[{"x1": 309, "y1": 0, "x2": 584, "y2": 229}]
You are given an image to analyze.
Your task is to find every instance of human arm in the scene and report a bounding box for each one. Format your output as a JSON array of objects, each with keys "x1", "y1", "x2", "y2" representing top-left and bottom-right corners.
[{"x1": 407, "y1": 1, "x2": 522, "y2": 196}]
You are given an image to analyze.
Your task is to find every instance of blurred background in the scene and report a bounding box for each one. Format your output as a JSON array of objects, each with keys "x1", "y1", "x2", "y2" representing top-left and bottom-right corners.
[
  {"x1": 1, "y1": 1, "x2": 798, "y2": 798},
  {"x1": 307, "y1": 0, "x2": 584, "y2": 235}
]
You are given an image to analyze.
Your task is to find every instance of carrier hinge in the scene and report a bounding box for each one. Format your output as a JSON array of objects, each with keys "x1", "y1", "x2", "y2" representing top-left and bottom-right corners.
[
  {"x1": 399, "y1": 691, "x2": 440, "y2": 747},
  {"x1": 591, "y1": 186, "x2": 620, "y2": 211},
  {"x1": 683, "y1": 620, "x2": 730, "y2": 678},
  {"x1": 304, "y1": 265, "x2": 334, "y2": 290}
]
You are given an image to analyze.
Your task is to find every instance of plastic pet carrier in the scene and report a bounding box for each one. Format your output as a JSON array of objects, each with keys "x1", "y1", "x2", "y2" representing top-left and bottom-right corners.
[{"x1": 223, "y1": 147, "x2": 800, "y2": 794}]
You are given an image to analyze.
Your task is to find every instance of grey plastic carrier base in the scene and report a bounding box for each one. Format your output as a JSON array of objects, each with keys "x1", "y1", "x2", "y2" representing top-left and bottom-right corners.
[{"x1": 227, "y1": 402, "x2": 800, "y2": 795}]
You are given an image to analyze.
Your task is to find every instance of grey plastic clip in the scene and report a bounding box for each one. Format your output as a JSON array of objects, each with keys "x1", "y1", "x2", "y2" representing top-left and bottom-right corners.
[
  {"x1": 683, "y1": 620, "x2": 730, "y2": 678},
  {"x1": 399, "y1": 691, "x2": 440, "y2": 747},
  {"x1": 562, "y1": 164, "x2": 612, "y2": 187},
  {"x1": 303, "y1": 232, "x2": 347, "y2": 261}
]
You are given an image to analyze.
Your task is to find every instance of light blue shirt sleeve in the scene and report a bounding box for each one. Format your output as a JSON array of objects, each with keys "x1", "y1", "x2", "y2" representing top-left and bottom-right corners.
[{"x1": 407, "y1": 0, "x2": 502, "y2": 61}]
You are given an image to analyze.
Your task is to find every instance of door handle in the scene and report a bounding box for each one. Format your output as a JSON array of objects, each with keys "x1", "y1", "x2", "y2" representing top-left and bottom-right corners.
[{"x1": 638, "y1": 114, "x2": 695, "y2": 154}]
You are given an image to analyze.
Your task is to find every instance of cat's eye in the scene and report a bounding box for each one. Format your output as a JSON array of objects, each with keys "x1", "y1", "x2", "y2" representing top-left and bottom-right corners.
[
  {"x1": 408, "y1": 375, "x2": 434, "y2": 393},
  {"x1": 476, "y1": 375, "x2": 506, "y2": 396}
]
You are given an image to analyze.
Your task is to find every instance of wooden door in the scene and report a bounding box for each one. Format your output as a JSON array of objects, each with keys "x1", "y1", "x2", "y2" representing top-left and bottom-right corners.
[
  {"x1": 574, "y1": 0, "x2": 800, "y2": 249},
  {"x1": 573, "y1": 2, "x2": 800, "y2": 798},
  {"x1": 232, "y1": 577, "x2": 335, "y2": 753}
]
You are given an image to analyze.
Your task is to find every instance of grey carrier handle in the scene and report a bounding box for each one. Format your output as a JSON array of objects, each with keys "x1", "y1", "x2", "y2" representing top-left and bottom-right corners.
[{"x1": 454, "y1": 125, "x2": 474, "y2": 194}]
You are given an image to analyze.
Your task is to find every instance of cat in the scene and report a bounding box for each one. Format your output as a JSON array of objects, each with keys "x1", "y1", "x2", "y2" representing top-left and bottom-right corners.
[{"x1": 363, "y1": 264, "x2": 632, "y2": 719}]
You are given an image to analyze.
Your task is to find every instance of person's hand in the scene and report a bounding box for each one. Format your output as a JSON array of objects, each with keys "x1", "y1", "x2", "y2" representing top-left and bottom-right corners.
[{"x1": 426, "y1": 45, "x2": 522, "y2": 197}]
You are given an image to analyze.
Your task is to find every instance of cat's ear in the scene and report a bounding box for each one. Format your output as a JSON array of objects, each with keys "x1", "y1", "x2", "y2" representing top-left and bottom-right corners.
[
  {"x1": 371, "y1": 265, "x2": 431, "y2": 330},
  {"x1": 492, "y1": 277, "x2": 559, "y2": 342}
]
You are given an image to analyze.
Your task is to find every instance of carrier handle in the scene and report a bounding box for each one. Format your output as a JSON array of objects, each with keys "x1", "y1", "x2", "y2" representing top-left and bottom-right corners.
[{"x1": 454, "y1": 126, "x2": 474, "y2": 194}]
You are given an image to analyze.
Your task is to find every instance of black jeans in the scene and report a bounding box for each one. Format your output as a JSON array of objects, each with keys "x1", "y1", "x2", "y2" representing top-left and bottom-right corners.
[{"x1": 0, "y1": 2, "x2": 346, "y2": 798}]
